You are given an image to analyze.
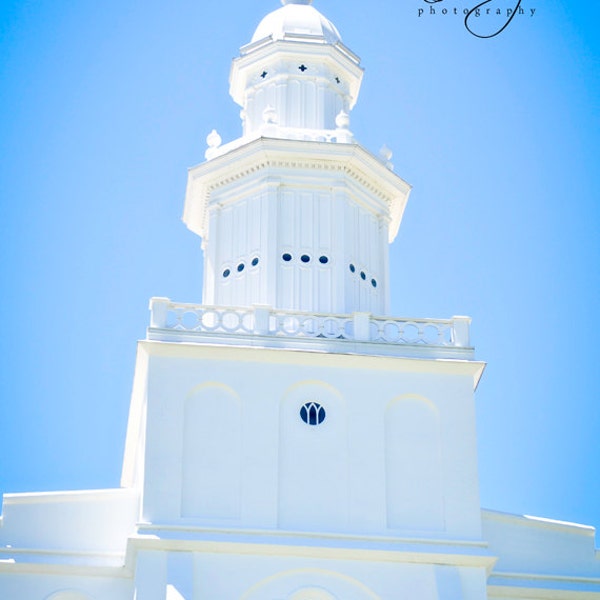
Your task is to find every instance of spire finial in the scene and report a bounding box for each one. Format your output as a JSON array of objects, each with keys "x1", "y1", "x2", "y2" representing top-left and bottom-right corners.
[{"x1": 281, "y1": 0, "x2": 313, "y2": 5}]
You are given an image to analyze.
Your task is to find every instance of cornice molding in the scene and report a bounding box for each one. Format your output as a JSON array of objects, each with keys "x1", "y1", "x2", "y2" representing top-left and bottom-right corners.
[{"x1": 184, "y1": 137, "x2": 410, "y2": 241}]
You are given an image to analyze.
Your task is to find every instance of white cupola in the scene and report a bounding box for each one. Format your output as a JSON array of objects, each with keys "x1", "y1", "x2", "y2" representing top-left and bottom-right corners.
[
  {"x1": 230, "y1": 0, "x2": 363, "y2": 137},
  {"x1": 183, "y1": 0, "x2": 411, "y2": 315},
  {"x1": 252, "y1": 0, "x2": 341, "y2": 45}
]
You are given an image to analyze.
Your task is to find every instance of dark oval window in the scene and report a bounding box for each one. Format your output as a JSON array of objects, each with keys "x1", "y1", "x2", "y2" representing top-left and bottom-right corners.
[
  {"x1": 223, "y1": 269, "x2": 231, "y2": 278},
  {"x1": 282, "y1": 253, "x2": 292, "y2": 262},
  {"x1": 237, "y1": 263, "x2": 245, "y2": 272},
  {"x1": 301, "y1": 254, "x2": 310, "y2": 263},
  {"x1": 349, "y1": 263, "x2": 356, "y2": 273},
  {"x1": 251, "y1": 257, "x2": 259, "y2": 267},
  {"x1": 319, "y1": 255, "x2": 328, "y2": 264},
  {"x1": 371, "y1": 278, "x2": 377, "y2": 288},
  {"x1": 360, "y1": 271, "x2": 366, "y2": 280},
  {"x1": 300, "y1": 402, "x2": 326, "y2": 426}
]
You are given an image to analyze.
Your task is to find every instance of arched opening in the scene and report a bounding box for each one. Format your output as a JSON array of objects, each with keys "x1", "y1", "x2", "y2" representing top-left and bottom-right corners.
[
  {"x1": 385, "y1": 395, "x2": 444, "y2": 531},
  {"x1": 181, "y1": 383, "x2": 242, "y2": 519},
  {"x1": 46, "y1": 591, "x2": 94, "y2": 600},
  {"x1": 278, "y1": 381, "x2": 347, "y2": 532},
  {"x1": 241, "y1": 567, "x2": 380, "y2": 600}
]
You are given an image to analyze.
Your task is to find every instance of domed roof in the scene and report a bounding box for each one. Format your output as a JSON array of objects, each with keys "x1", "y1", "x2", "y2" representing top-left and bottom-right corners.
[{"x1": 251, "y1": 0, "x2": 341, "y2": 45}]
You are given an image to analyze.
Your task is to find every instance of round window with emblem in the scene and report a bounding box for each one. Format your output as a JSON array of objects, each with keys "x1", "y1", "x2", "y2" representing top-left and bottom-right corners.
[{"x1": 300, "y1": 402, "x2": 326, "y2": 426}]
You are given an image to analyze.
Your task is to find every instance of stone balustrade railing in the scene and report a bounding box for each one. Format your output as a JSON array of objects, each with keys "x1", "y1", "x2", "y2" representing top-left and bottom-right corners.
[{"x1": 147, "y1": 298, "x2": 472, "y2": 354}]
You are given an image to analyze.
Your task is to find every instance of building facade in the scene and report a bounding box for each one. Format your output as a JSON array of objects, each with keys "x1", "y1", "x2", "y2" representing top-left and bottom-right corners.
[{"x1": 1, "y1": 1, "x2": 599, "y2": 599}]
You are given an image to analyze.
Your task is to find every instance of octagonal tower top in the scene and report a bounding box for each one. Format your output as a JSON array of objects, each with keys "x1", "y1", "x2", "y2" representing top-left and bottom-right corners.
[
  {"x1": 230, "y1": 1, "x2": 362, "y2": 139},
  {"x1": 184, "y1": 1, "x2": 410, "y2": 316},
  {"x1": 252, "y1": 0, "x2": 340, "y2": 45}
]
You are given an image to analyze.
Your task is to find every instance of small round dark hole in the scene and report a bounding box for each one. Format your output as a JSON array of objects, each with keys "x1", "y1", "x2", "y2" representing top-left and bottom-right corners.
[
  {"x1": 360, "y1": 271, "x2": 366, "y2": 280},
  {"x1": 223, "y1": 269, "x2": 231, "y2": 278},
  {"x1": 319, "y1": 255, "x2": 328, "y2": 264},
  {"x1": 282, "y1": 253, "x2": 292, "y2": 262},
  {"x1": 301, "y1": 254, "x2": 310, "y2": 263},
  {"x1": 349, "y1": 264, "x2": 356, "y2": 273},
  {"x1": 237, "y1": 263, "x2": 245, "y2": 272},
  {"x1": 371, "y1": 279, "x2": 377, "y2": 288},
  {"x1": 251, "y1": 257, "x2": 259, "y2": 267}
]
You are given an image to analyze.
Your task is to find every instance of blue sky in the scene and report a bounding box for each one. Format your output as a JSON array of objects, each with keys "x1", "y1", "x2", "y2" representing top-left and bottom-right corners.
[{"x1": 1, "y1": 0, "x2": 599, "y2": 532}]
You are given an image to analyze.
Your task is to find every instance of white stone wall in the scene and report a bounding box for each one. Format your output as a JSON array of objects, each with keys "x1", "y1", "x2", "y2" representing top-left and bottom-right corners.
[
  {"x1": 0, "y1": 574, "x2": 133, "y2": 600},
  {"x1": 132, "y1": 550, "x2": 489, "y2": 600},
  {"x1": 136, "y1": 341, "x2": 484, "y2": 540}
]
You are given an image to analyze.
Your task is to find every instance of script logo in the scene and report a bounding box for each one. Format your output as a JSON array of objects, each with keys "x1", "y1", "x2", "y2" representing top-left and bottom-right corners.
[{"x1": 418, "y1": 0, "x2": 537, "y2": 38}]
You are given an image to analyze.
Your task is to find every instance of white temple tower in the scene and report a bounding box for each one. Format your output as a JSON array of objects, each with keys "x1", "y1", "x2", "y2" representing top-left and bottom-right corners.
[
  {"x1": 128, "y1": 1, "x2": 489, "y2": 596},
  {"x1": 183, "y1": 0, "x2": 409, "y2": 316},
  {"x1": 2, "y1": 2, "x2": 600, "y2": 599}
]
